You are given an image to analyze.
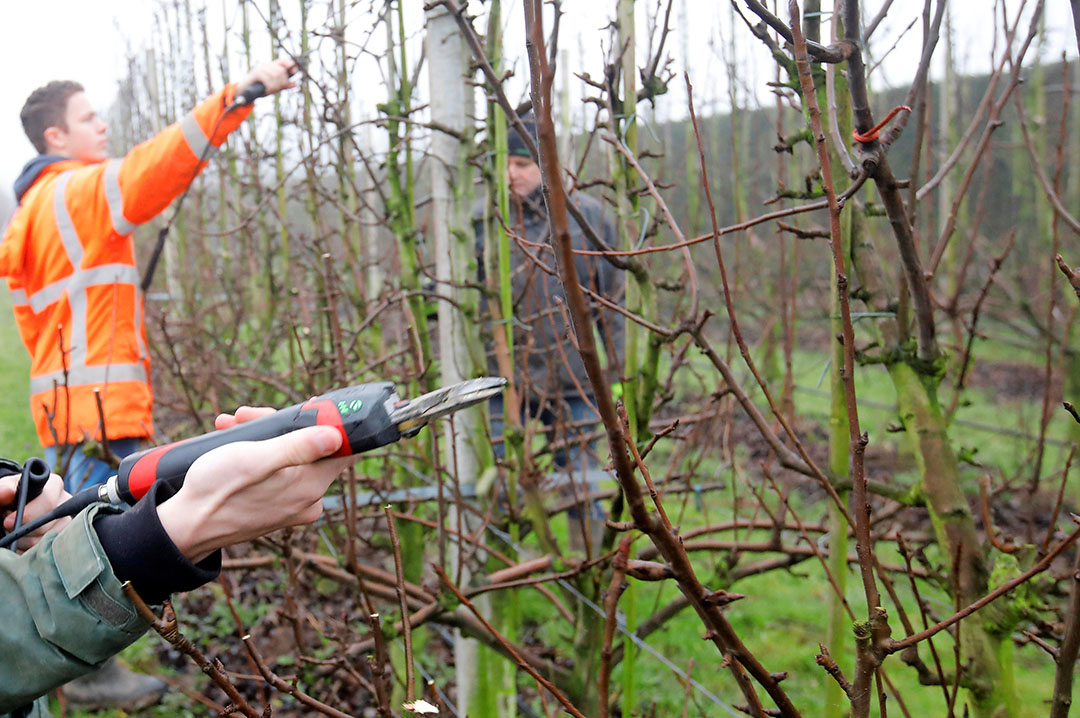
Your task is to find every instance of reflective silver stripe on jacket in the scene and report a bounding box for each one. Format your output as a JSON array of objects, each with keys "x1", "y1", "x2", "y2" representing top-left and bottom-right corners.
[
  {"x1": 23, "y1": 264, "x2": 140, "y2": 314},
  {"x1": 103, "y1": 160, "x2": 137, "y2": 235},
  {"x1": 29, "y1": 170, "x2": 148, "y2": 397},
  {"x1": 30, "y1": 362, "x2": 148, "y2": 395},
  {"x1": 180, "y1": 112, "x2": 212, "y2": 159},
  {"x1": 52, "y1": 172, "x2": 83, "y2": 266}
]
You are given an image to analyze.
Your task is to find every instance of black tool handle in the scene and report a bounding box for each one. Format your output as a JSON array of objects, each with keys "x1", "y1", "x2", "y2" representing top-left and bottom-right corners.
[
  {"x1": 4, "y1": 457, "x2": 51, "y2": 552},
  {"x1": 0, "y1": 486, "x2": 99, "y2": 552},
  {"x1": 232, "y1": 59, "x2": 301, "y2": 107},
  {"x1": 17, "y1": 458, "x2": 50, "y2": 505},
  {"x1": 115, "y1": 382, "x2": 403, "y2": 505},
  {"x1": 234, "y1": 80, "x2": 266, "y2": 107},
  {"x1": 15, "y1": 458, "x2": 51, "y2": 523}
]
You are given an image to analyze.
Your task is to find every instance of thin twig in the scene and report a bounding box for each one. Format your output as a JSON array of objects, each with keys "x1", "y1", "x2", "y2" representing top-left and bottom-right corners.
[
  {"x1": 1050, "y1": 546, "x2": 1080, "y2": 718},
  {"x1": 92, "y1": 388, "x2": 114, "y2": 466},
  {"x1": 895, "y1": 534, "x2": 951, "y2": 708},
  {"x1": 242, "y1": 635, "x2": 359, "y2": 718},
  {"x1": 926, "y1": 0, "x2": 1044, "y2": 275},
  {"x1": 618, "y1": 402, "x2": 673, "y2": 531},
  {"x1": 1057, "y1": 254, "x2": 1080, "y2": 303},
  {"x1": 1042, "y1": 445, "x2": 1077, "y2": 555},
  {"x1": 121, "y1": 584, "x2": 261, "y2": 718},
  {"x1": 384, "y1": 505, "x2": 415, "y2": 703},
  {"x1": 687, "y1": 70, "x2": 854, "y2": 524},
  {"x1": 601, "y1": 130, "x2": 699, "y2": 317},
  {"x1": 434, "y1": 564, "x2": 588, "y2": 718},
  {"x1": 815, "y1": 644, "x2": 853, "y2": 696},
  {"x1": 1012, "y1": 83, "x2": 1080, "y2": 236},
  {"x1": 367, "y1": 612, "x2": 393, "y2": 718},
  {"x1": 889, "y1": 523, "x2": 1080, "y2": 652},
  {"x1": 953, "y1": 230, "x2": 1017, "y2": 390},
  {"x1": 790, "y1": 0, "x2": 878, "y2": 616},
  {"x1": 977, "y1": 475, "x2": 1015, "y2": 554},
  {"x1": 598, "y1": 538, "x2": 631, "y2": 718}
]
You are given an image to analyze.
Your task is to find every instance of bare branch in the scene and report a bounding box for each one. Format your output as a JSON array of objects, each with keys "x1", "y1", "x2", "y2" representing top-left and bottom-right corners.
[
  {"x1": 435, "y1": 563, "x2": 588, "y2": 718},
  {"x1": 889, "y1": 525, "x2": 1080, "y2": 653},
  {"x1": 741, "y1": 0, "x2": 856, "y2": 63}
]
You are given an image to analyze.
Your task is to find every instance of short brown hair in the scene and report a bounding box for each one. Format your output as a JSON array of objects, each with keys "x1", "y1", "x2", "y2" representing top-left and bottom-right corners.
[{"x1": 20, "y1": 81, "x2": 84, "y2": 154}]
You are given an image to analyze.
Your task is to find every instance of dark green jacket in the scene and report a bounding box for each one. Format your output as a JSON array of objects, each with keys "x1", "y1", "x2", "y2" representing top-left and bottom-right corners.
[{"x1": 0, "y1": 505, "x2": 152, "y2": 717}]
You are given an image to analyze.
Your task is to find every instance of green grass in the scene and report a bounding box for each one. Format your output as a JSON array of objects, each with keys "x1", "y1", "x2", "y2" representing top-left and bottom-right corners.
[{"x1": 0, "y1": 292, "x2": 39, "y2": 457}]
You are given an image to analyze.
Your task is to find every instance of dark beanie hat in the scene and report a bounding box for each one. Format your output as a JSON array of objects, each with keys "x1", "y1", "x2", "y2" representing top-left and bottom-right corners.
[{"x1": 507, "y1": 114, "x2": 537, "y2": 158}]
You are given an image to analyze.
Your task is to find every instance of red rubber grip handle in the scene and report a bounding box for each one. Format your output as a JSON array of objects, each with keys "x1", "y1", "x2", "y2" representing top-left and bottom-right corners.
[
  {"x1": 115, "y1": 382, "x2": 400, "y2": 505},
  {"x1": 118, "y1": 403, "x2": 326, "y2": 504}
]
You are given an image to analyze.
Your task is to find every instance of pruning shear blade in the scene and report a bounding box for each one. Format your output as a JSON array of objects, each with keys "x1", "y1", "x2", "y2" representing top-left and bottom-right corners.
[{"x1": 390, "y1": 377, "x2": 507, "y2": 435}]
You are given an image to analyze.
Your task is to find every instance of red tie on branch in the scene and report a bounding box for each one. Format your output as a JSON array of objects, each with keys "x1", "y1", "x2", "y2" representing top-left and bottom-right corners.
[{"x1": 852, "y1": 105, "x2": 913, "y2": 143}]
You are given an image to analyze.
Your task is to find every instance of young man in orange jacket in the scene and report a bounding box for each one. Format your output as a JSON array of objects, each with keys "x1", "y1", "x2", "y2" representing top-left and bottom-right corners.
[
  {"x1": 1, "y1": 59, "x2": 296, "y2": 498},
  {"x1": 0, "y1": 58, "x2": 296, "y2": 711}
]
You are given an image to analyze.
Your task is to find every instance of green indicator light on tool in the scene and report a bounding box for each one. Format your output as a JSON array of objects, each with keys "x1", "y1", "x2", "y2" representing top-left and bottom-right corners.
[{"x1": 337, "y1": 399, "x2": 364, "y2": 416}]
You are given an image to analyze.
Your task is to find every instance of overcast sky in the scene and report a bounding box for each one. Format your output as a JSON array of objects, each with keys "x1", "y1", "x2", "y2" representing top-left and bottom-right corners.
[{"x1": 0, "y1": 0, "x2": 1075, "y2": 216}]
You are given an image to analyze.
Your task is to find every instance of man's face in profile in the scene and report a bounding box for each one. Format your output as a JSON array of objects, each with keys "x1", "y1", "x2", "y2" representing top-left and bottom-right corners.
[
  {"x1": 50, "y1": 92, "x2": 108, "y2": 163},
  {"x1": 508, "y1": 154, "x2": 542, "y2": 200}
]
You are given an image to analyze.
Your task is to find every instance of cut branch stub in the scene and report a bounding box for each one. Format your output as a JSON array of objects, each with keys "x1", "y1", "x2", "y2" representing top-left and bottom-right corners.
[{"x1": 1056, "y1": 254, "x2": 1080, "y2": 303}]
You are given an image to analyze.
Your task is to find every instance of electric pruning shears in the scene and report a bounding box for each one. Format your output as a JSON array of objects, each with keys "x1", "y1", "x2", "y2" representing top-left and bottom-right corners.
[{"x1": 0, "y1": 377, "x2": 506, "y2": 550}]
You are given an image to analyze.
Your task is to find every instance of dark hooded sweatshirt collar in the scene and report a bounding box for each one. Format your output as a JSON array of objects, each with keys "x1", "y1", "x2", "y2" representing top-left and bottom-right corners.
[{"x1": 14, "y1": 155, "x2": 67, "y2": 203}]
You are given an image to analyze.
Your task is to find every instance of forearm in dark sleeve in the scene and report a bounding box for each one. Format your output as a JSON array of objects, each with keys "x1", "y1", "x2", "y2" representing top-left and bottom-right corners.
[{"x1": 94, "y1": 480, "x2": 221, "y2": 604}]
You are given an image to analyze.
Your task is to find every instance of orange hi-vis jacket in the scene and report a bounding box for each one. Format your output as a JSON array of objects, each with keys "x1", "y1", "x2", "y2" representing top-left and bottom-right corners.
[{"x1": 0, "y1": 84, "x2": 252, "y2": 447}]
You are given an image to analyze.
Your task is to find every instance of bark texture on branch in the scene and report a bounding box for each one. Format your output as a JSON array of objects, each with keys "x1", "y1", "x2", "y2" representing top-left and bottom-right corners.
[{"x1": 521, "y1": 1, "x2": 800, "y2": 714}]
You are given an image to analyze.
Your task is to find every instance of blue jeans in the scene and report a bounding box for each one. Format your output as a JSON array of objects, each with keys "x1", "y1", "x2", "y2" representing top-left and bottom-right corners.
[
  {"x1": 45, "y1": 437, "x2": 141, "y2": 494},
  {"x1": 489, "y1": 394, "x2": 600, "y2": 470}
]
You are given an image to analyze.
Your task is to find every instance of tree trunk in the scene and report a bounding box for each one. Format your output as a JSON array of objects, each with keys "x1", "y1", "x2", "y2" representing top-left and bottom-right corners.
[
  {"x1": 850, "y1": 228, "x2": 1017, "y2": 717},
  {"x1": 425, "y1": 5, "x2": 491, "y2": 714},
  {"x1": 820, "y1": 7, "x2": 852, "y2": 717}
]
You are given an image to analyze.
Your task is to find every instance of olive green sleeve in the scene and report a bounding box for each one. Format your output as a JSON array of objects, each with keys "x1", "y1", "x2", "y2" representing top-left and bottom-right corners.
[{"x1": 0, "y1": 504, "x2": 150, "y2": 713}]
